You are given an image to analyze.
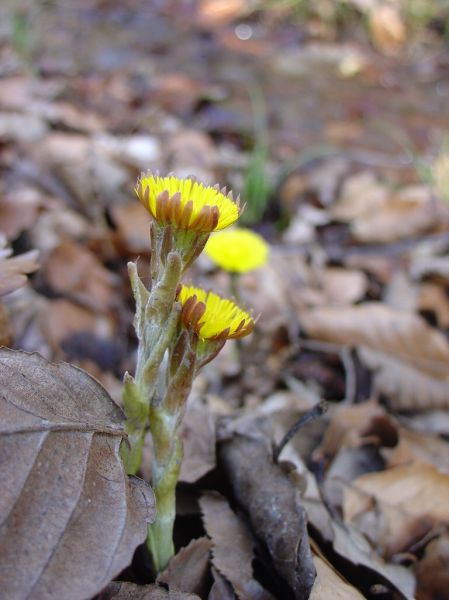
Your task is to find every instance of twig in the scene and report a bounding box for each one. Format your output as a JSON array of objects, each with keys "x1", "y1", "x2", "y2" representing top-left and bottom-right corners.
[
  {"x1": 340, "y1": 346, "x2": 356, "y2": 405},
  {"x1": 273, "y1": 400, "x2": 328, "y2": 463}
]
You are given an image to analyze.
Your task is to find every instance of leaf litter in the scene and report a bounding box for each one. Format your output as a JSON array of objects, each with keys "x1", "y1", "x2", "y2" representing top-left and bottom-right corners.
[{"x1": 2, "y1": 1, "x2": 449, "y2": 598}]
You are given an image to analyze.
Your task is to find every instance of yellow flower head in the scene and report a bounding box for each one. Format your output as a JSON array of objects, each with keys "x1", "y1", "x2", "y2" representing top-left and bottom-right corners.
[
  {"x1": 136, "y1": 173, "x2": 240, "y2": 233},
  {"x1": 178, "y1": 285, "x2": 254, "y2": 340},
  {"x1": 205, "y1": 228, "x2": 269, "y2": 273}
]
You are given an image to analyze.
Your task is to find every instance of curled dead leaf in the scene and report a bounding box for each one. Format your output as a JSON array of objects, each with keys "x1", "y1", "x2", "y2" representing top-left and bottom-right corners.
[{"x1": 218, "y1": 424, "x2": 316, "y2": 598}]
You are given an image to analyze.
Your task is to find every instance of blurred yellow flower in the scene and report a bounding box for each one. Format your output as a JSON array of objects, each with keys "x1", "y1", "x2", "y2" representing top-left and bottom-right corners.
[
  {"x1": 136, "y1": 173, "x2": 240, "y2": 233},
  {"x1": 179, "y1": 285, "x2": 254, "y2": 340},
  {"x1": 205, "y1": 228, "x2": 269, "y2": 273}
]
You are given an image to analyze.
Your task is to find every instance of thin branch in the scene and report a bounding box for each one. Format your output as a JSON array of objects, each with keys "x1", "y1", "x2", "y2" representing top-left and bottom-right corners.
[{"x1": 273, "y1": 400, "x2": 328, "y2": 463}]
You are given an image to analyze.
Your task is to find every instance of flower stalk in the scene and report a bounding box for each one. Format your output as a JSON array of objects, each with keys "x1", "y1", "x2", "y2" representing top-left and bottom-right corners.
[{"x1": 121, "y1": 172, "x2": 255, "y2": 572}]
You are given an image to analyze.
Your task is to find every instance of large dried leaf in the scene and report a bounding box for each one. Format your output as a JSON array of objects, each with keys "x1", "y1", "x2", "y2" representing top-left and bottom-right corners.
[
  {"x1": 300, "y1": 303, "x2": 449, "y2": 410},
  {"x1": 343, "y1": 463, "x2": 449, "y2": 558},
  {"x1": 344, "y1": 463, "x2": 449, "y2": 525},
  {"x1": 0, "y1": 349, "x2": 155, "y2": 600}
]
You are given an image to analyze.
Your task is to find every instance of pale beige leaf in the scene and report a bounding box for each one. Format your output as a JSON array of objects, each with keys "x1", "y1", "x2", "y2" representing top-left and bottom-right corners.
[
  {"x1": 300, "y1": 302, "x2": 449, "y2": 410},
  {"x1": 369, "y1": 5, "x2": 406, "y2": 55},
  {"x1": 310, "y1": 554, "x2": 365, "y2": 599},
  {"x1": 361, "y1": 346, "x2": 449, "y2": 410},
  {"x1": 344, "y1": 463, "x2": 449, "y2": 525},
  {"x1": 0, "y1": 249, "x2": 39, "y2": 296}
]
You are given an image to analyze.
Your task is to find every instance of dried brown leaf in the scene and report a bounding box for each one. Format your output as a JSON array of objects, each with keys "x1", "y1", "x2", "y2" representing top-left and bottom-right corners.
[
  {"x1": 0, "y1": 248, "x2": 39, "y2": 296},
  {"x1": 369, "y1": 5, "x2": 406, "y2": 55},
  {"x1": 315, "y1": 400, "x2": 394, "y2": 461},
  {"x1": 0, "y1": 348, "x2": 155, "y2": 600},
  {"x1": 331, "y1": 521, "x2": 415, "y2": 598},
  {"x1": 386, "y1": 426, "x2": 449, "y2": 473},
  {"x1": 100, "y1": 582, "x2": 200, "y2": 599},
  {"x1": 310, "y1": 554, "x2": 365, "y2": 599},
  {"x1": 219, "y1": 425, "x2": 316, "y2": 598},
  {"x1": 208, "y1": 567, "x2": 236, "y2": 600},
  {"x1": 0, "y1": 189, "x2": 41, "y2": 241},
  {"x1": 0, "y1": 299, "x2": 12, "y2": 346},
  {"x1": 301, "y1": 302, "x2": 449, "y2": 410},
  {"x1": 415, "y1": 535, "x2": 449, "y2": 600},
  {"x1": 157, "y1": 537, "x2": 212, "y2": 596},
  {"x1": 179, "y1": 403, "x2": 216, "y2": 484},
  {"x1": 344, "y1": 463, "x2": 449, "y2": 525},
  {"x1": 199, "y1": 491, "x2": 273, "y2": 600},
  {"x1": 44, "y1": 239, "x2": 117, "y2": 310}
]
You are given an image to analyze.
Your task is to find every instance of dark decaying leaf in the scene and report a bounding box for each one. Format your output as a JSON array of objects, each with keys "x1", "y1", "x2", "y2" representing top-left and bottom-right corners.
[
  {"x1": 0, "y1": 348, "x2": 155, "y2": 600},
  {"x1": 199, "y1": 491, "x2": 274, "y2": 600},
  {"x1": 99, "y1": 581, "x2": 200, "y2": 599},
  {"x1": 157, "y1": 537, "x2": 212, "y2": 596},
  {"x1": 218, "y1": 423, "x2": 316, "y2": 599}
]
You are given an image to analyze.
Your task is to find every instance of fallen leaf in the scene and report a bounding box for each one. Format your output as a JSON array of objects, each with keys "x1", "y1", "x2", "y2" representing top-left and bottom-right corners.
[
  {"x1": 44, "y1": 239, "x2": 117, "y2": 310},
  {"x1": 157, "y1": 537, "x2": 212, "y2": 596},
  {"x1": 0, "y1": 244, "x2": 39, "y2": 296},
  {"x1": 352, "y1": 187, "x2": 449, "y2": 243},
  {"x1": 331, "y1": 520, "x2": 415, "y2": 598},
  {"x1": 0, "y1": 187, "x2": 42, "y2": 241},
  {"x1": 310, "y1": 553, "x2": 365, "y2": 599},
  {"x1": 200, "y1": 491, "x2": 273, "y2": 600},
  {"x1": 208, "y1": 566, "x2": 235, "y2": 599},
  {"x1": 385, "y1": 426, "x2": 449, "y2": 473},
  {"x1": 38, "y1": 299, "x2": 116, "y2": 360},
  {"x1": 197, "y1": 0, "x2": 248, "y2": 28},
  {"x1": 369, "y1": 4, "x2": 406, "y2": 55},
  {"x1": 344, "y1": 463, "x2": 449, "y2": 525},
  {"x1": 417, "y1": 283, "x2": 449, "y2": 328},
  {"x1": 179, "y1": 402, "x2": 216, "y2": 484},
  {"x1": 319, "y1": 267, "x2": 367, "y2": 306},
  {"x1": 300, "y1": 302, "x2": 449, "y2": 410},
  {"x1": 415, "y1": 535, "x2": 449, "y2": 600},
  {"x1": 314, "y1": 400, "x2": 394, "y2": 462},
  {"x1": 0, "y1": 299, "x2": 12, "y2": 346},
  {"x1": 219, "y1": 424, "x2": 316, "y2": 598},
  {"x1": 110, "y1": 202, "x2": 152, "y2": 255},
  {"x1": 100, "y1": 582, "x2": 200, "y2": 599},
  {"x1": 0, "y1": 348, "x2": 155, "y2": 600},
  {"x1": 330, "y1": 171, "x2": 389, "y2": 222}
]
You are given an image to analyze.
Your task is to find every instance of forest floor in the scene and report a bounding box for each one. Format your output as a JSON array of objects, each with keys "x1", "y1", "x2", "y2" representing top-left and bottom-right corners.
[{"x1": 2, "y1": 1, "x2": 449, "y2": 599}]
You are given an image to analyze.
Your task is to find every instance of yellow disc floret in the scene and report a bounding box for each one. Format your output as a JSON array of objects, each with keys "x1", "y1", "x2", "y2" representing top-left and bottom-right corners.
[
  {"x1": 205, "y1": 228, "x2": 269, "y2": 273},
  {"x1": 179, "y1": 285, "x2": 254, "y2": 340},
  {"x1": 136, "y1": 173, "x2": 240, "y2": 233}
]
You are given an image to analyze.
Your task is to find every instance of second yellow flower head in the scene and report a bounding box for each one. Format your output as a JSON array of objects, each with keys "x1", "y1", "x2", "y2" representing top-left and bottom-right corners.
[
  {"x1": 179, "y1": 285, "x2": 254, "y2": 340},
  {"x1": 205, "y1": 228, "x2": 269, "y2": 274}
]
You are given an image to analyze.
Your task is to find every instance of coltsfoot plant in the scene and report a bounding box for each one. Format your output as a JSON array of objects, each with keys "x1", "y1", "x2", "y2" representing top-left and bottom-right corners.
[{"x1": 121, "y1": 173, "x2": 255, "y2": 572}]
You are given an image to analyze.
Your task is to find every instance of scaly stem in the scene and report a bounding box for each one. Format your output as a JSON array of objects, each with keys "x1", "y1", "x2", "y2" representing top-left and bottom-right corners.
[
  {"x1": 122, "y1": 253, "x2": 181, "y2": 475},
  {"x1": 147, "y1": 409, "x2": 183, "y2": 571}
]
